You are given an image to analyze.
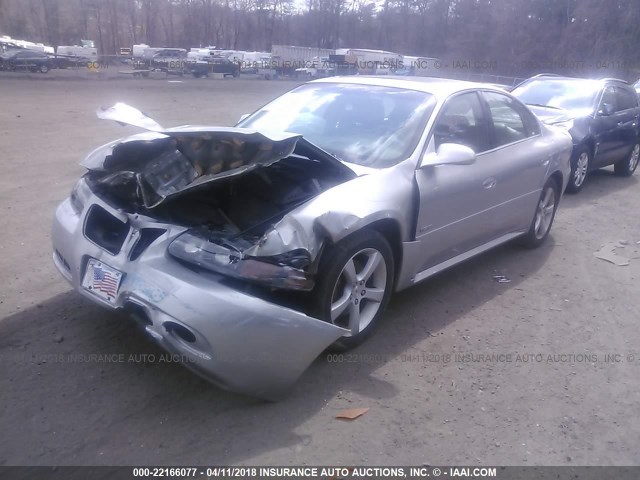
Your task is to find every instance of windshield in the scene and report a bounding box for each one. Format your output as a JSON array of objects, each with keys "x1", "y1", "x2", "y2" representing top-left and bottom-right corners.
[
  {"x1": 512, "y1": 79, "x2": 601, "y2": 112},
  {"x1": 239, "y1": 83, "x2": 436, "y2": 168}
]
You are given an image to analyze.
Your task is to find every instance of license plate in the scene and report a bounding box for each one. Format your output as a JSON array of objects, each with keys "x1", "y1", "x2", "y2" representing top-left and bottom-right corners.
[{"x1": 82, "y1": 259, "x2": 123, "y2": 303}]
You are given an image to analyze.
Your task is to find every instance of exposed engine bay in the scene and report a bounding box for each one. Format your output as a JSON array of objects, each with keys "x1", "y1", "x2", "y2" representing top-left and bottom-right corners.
[
  {"x1": 88, "y1": 142, "x2": 352, "y2": 245},
  {"x1": 82, "y1": 104, "x2": 356, "y2": 291}
]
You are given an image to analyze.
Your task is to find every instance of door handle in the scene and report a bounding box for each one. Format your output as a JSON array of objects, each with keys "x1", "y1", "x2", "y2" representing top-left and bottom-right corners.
[{"x1": 482, "y1": 177, "x2": 497, "y2": 189}]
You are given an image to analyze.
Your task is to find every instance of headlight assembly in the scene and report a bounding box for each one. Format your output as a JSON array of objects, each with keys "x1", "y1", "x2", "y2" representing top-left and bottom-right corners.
[
  {"x1": 168, "y1": 230, "x2": 314, "y2": 291},
  {"x1": 69, "y1": 177, "x2": 91, "y2": 214}
]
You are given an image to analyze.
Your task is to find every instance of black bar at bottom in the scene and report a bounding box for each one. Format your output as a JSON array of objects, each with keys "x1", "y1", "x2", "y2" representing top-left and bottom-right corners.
[{"x1": 0, "y1": 466, "x2": 639, "y2": 480}]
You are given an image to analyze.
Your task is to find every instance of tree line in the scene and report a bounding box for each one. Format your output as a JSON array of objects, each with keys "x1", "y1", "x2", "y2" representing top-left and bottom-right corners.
[{"x1": 1, "y1": 0, "x2": 639, "y2": 79}]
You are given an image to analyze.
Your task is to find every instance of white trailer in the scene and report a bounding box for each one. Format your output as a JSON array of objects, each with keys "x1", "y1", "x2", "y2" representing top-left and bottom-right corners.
[
  {"x1": 0, "y1": 36, "x2": 54, "y2": 54},
  {"x1": 132, "y1": 44, "x2": 150, "y2": 58},
  {"x1": 56, "y1": 45, "x2": 98, "y2": 60},
  {"x1": 402, "y1": 55, "x2": 441, "y2": 74},
  {"x1": 239, "y1": 51, "x2": 273, "y2": 76},
  {"x1": 271, "y1": 45, "x2": 335, "y2": 75},
  {"x1": 294, "y1": 56, "x2": 334, "y2": 78},
  {"x1": 336, "y1": 48, "x2": 402, "y2": 74}
]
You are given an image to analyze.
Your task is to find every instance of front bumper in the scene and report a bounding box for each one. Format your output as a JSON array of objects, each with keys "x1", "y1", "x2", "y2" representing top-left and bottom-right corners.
[{"x1": 52, "y1": 191, "x2": 347, "y2": 400}]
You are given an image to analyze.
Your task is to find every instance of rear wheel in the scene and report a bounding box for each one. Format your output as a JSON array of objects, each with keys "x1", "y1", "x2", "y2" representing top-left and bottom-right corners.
[
  {"x1": 566, "y1": 145, "x2": 590, "y2": 193},
  {"x1": 312, "y1": 229, "x2": 394, "y2": 351},
  {"x1": 614, "y1": 143, "x2": 640, "y2": 177},
  {"x1": 519, "y1": 179, "x2": 559, "y2": 248},
  {"x1": 39, "y1": 64, "x2": 49, "y2": 74}
]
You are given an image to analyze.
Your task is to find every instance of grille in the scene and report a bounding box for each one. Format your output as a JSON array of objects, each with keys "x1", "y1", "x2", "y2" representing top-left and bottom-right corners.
[{"x1": 129, "y1": 228, "x2": 166, "y2": 261}]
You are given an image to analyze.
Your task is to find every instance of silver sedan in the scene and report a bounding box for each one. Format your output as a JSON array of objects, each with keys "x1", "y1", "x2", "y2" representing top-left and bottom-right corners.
[{"x1": 52, "y1": 77, "x2": 572, "y2": 399}]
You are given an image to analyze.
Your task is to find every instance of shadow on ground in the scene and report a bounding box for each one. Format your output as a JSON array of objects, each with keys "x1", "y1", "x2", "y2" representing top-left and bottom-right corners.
[
  {"x1": 559, "y1": 167, "x2": 639, "y2": 210},
  {"x1": 0, "y1": 238, "x2": 554, "y2": 465}
]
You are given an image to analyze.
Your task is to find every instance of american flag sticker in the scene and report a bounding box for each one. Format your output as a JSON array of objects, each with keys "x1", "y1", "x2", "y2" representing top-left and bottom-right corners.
[{"x1": 84, "y1": 260, "x2": 122, "y2": 302}]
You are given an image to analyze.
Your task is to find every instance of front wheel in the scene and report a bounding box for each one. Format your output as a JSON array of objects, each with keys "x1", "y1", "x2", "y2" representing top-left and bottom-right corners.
[
  {"x1": 519, "y1": 179, "x2": 559, "y2": 248},
  {"x1": 312, "y1": 229, "x2": 394, "y2": 351},
  {"x1": 614, "y1": 143, "x2": 640, "y2": 177},
  {"x1": 566, "y1": 146, "x2": 590, "y2": 193},
  {"x1": 39, "y1": 64, "x2": 50, "y2": 73}
]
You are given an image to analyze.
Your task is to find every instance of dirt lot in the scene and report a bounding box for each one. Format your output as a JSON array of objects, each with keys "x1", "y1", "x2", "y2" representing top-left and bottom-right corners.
[{"x1": 0, "y1": 74, "x2": 639, "y2": 467}]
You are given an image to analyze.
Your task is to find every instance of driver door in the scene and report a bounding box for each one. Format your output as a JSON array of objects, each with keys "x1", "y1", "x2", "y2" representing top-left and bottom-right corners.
[{"x1": 413, "y1": 91, "x2": 500, "y2": 273}]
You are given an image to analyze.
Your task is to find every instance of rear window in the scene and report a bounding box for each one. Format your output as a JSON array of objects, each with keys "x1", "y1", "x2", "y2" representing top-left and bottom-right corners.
[{"x1": 513, "y1": 79, "x2": 601, "y2": 113}]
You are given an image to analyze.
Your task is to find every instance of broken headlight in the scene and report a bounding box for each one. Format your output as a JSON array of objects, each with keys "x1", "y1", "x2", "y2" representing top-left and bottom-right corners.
[
  {"x1": 168, "y1": 230, "x2": 314, "y2": 291},
  {"x1": 69, "y1": 178, "x2": 92, "y2": 214}
]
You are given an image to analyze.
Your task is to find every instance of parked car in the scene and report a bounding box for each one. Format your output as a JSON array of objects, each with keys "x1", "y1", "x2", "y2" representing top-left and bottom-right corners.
[
  {"x1": 512, "y1": 75, "x2": 640, "y2": 192},
  {"x1": 209, "y1": 56, "x2": 240, "y2": 77},
  {"x1": 0, "y1": 48, "x2": 51, "y2": 73},
  {"x1": 51, "y1": 54, "x2": 94, "y2": 69},
  {"x1": 191, "y1": 56, "x2": 240, "y2": 78},
  {"x1": 142, "y1": 48, "x2": 188, "y2": 75},
  {"x1": 52, "y1": 78, "x2": 571, "y2": 399}
]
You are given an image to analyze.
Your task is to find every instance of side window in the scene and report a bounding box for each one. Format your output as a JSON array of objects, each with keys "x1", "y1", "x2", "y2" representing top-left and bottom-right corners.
[
  {"x1": 615, "y1": 86, "x2": 638, "y2": 111},
  {"x1": 483, "y1": 91, "x2": 530, "y2": 148},
  {"x1": 600, "y1": 87, "x2": 617, "y2": 113},
  {"x1": 433, "y1": 92, "x2": 488, "y2": 153}
]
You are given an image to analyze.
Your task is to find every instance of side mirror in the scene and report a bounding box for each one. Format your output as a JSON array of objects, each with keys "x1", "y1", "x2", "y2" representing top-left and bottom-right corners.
[
  {"x1": 598, "y1": 103, "x2": 615, "y2": 116},
  {"x1": 238, "y1": 113, "x2": 250, "y2": 123},
  {"x1": 421, "y1": 143, "x2": 476, "y2": 168}
]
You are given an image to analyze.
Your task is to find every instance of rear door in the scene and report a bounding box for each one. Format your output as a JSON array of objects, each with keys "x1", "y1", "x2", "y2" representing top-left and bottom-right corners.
[
  {"x1": 479, "y1": 91, "x2": 546, "y2": 235},
  {"x1": 592, "y1": 86, "x2": 622, "y2": 166},
  {"x1": 610, "y1": 86, "x2": 640, "y2": 163},
  {"x1": 13, "y1": 51, "x2": 29, "y2": 68}
]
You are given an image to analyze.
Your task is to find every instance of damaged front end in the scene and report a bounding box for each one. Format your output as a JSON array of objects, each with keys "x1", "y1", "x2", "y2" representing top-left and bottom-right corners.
[
  {"x1": 83, "y1": 103, "x2": 356, "y2": 291},
  {"x1": 51, "y1": 103, "x2": 365, "y2": 399}
]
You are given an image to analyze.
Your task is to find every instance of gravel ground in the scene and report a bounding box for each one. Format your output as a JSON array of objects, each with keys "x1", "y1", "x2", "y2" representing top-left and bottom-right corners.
[{"x1": 0, "y1": 75, "x2": 639, "y2": 466}]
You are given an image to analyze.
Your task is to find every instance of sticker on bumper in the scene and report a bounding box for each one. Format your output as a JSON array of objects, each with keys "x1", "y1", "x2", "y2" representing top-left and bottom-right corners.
[{"x1": 82, "y1": 259, "x2": 123, "y2": 303}]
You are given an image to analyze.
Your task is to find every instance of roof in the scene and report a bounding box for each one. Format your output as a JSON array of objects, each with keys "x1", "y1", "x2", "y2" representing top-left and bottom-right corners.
[
  {"x1": 517, "y1": 74, "x2": 628, "y2": 86},
  {"x1": 311, "y1": 75, "x2": 506, "y2": 99}
]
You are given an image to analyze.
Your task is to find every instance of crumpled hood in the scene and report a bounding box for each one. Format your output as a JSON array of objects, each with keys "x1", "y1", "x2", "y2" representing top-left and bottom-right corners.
[{"x1": 82, "y1": 103, "x2": 350, "y2": 208}]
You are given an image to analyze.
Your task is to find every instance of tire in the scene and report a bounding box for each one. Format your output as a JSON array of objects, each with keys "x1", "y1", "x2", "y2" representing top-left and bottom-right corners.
[
  {"x1": 233, "y1": 70, "x2": 239, "y2": 78},
  {"x1": 311, "y1": 229, "x2": 394, "y2": 351},
  {"x1": 519, "y1": 179, "x2": 559, "y2": 248},
  {"x1": 566, "y1": 145, "x2": 590, "y2": 193},
  {"x1": 39, "y1": 64, "x2": 49, "y2": 74},
  {"x1": 614, "y1": 142, "x2": 640, "y2": 177}
]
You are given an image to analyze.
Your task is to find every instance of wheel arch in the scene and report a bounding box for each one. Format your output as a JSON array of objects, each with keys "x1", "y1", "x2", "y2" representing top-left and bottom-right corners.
[
  {"x1": 577, "y1": 137, "x2": 597, "y2": 164},
  {"x1": 328, "y1": 218, "x2": 403, "y2": 288},
  {"x1": 548, "y1": 170, "x2": 563, "y2": 193}
]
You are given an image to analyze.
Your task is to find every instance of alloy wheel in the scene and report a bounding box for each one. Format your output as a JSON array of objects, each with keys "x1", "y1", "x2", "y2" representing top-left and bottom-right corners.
[
  {"x1": 534, "y1": 186, "x2": 556, "y2": 240},
  {"x1": 574, "y1": 151, "x2": 589, "y2": 187},
  {"x1": 330, "y1": 248, "x2": 387, "y2": 336},
  {"x1": 629, "y1": 144, "x2": 640, "y2": 172}
]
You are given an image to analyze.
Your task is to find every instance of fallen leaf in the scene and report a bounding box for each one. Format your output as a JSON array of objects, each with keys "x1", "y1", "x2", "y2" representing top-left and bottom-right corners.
[
  {"x1": 593, "y1": 242, "x2": 630, "y2": 266},
  {"x1": 335, "y1": 407, "x2": 369, "y2": 420}
]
